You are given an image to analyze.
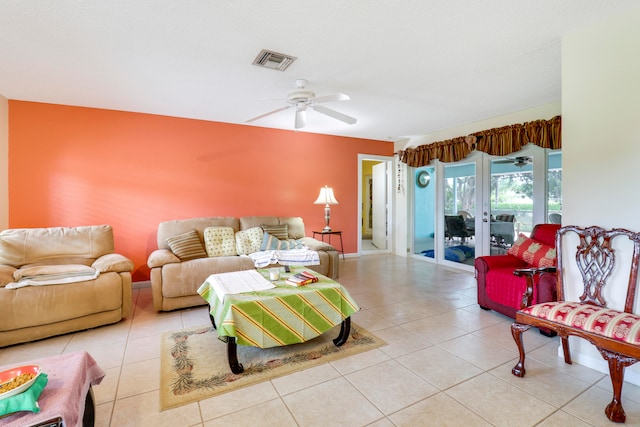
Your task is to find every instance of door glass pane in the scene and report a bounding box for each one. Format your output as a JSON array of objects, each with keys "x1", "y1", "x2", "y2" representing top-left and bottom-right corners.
[
  {"x1": 547, "y1": 151, "x2": 562, "y2": 224},
  {"x1": 443, "y1": 163, "x2": 476, "y2": 265},
  {"x1": 490, "y1": 156, "x2": 533, "y2": 253},
  {"x1": 413, "y1": 167, "x2": 436, "y2": 258}
]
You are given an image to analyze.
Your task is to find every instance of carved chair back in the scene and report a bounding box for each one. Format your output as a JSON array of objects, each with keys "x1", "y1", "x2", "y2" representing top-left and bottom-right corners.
[{"x1": 556, "y1": 225, "x2": 640, "y2": 312}]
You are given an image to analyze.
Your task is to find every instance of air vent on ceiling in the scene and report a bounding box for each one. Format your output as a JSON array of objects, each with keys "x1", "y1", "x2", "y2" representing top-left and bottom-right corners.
[{"x1": 252, "y1": 49, "x2": 297, "y2": 71}]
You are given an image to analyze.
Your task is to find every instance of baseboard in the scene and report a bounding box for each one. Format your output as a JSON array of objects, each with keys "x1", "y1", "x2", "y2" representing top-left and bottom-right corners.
[{"x1": 133, "y1": 280, "x2": 151, "y2": 289}]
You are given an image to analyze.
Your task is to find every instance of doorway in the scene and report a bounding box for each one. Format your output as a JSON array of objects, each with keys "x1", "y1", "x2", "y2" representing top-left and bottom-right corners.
[{"x1": 358, "y1": 154, "x2": 393, "y2": 255}]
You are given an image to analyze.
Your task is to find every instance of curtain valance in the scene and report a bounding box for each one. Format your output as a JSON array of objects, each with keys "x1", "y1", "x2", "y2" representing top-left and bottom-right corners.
[{"x1": 398, "y1": 115, "x2": 561, "y2": 167}]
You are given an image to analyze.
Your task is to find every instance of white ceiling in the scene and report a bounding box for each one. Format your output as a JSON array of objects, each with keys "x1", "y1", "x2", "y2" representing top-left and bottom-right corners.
[{"x1": 1, "y1": 1, "x2": 638, "y2": 142}]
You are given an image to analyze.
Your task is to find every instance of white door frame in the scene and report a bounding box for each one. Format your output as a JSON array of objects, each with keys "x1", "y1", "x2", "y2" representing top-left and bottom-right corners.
[
  {"x1": 358, "y1": 154, "x2": 393, "y2": 255},
  {"x1": 435, "y1": 154, "x2": 486, "y2": 271}
]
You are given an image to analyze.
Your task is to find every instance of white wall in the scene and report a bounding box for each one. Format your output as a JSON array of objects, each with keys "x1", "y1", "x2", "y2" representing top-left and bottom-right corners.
[
  {"x1": 0, "y1": 95, "x2": 7, "y2": 230},
  {"x1": 562, "y1": 6, "x2": 640, "y2": 382}
]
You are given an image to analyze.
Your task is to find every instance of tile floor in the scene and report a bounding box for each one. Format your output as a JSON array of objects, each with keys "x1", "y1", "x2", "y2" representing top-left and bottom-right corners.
[{"x1": 1, "y1": 254, "x2": 640, "y2": 426}]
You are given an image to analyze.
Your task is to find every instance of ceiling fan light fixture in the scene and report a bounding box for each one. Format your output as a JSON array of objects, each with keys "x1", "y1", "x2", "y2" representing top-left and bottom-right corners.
[
  {"x1": 245, "y1": 79, "x2": 357, "y2": 129},
  {"x1": 252, "y1": 49, "x2": 297, "y2": 71}
]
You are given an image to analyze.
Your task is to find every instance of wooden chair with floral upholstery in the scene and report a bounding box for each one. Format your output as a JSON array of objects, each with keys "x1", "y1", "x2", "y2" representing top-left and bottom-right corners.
[{"x1": 511, "y1": 225, "x2": 640, "y2": 423}]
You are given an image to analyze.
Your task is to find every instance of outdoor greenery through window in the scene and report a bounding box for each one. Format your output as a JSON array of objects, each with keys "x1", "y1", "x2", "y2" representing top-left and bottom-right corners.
[
  {"x1": 444, "y1": 164, "x2": 475, "y2": 215},
  {"x1": 548, "y1": 151, "x2": 563, "y2": 223},
  {"x1": 490, "y1": 167, "x2": 533, "y2": 233}
]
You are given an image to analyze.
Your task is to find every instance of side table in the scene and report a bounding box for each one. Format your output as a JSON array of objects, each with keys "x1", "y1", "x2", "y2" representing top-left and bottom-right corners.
[
  {"x1": 1, "y1": 351, "x2": 105, "y2": 427},
  {"x1": 312, "y1": 230, "x2": 345, "y2": 259}
]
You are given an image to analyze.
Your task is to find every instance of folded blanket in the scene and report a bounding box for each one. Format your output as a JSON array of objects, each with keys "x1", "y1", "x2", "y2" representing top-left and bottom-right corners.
[
  {"x1": 6, "y1": 265, "x2": 100, "y2": 289},
  {"x1": 246, "y1": 248, "x2": 320, "y2": 268},
  {"x1": 276, "y1": 248, "x2": 320, "y2": 266},
  {"x1": 245, "y1": 251, "x2": 275, "y2": 269}
]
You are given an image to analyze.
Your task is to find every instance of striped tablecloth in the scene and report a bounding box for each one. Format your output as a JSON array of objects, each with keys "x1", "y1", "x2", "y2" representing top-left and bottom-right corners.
[{"x1": 197, "y1": 268, "x2": 360, "y2": 348}]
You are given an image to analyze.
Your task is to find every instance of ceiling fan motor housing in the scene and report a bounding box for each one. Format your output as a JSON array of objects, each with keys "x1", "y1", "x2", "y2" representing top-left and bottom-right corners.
[{"x1": 288, "y1": 90, "x2": 315, "y2": 104}]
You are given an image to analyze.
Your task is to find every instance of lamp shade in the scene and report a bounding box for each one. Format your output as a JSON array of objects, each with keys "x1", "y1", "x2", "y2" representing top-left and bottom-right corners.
[{"x1": 314, "y1": 186, "x2": 339, "y2": 205}]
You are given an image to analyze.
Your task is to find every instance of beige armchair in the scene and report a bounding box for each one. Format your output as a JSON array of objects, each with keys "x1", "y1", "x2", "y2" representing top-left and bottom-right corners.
[{"x1": 0, "y1": 225, "x2": 134, "y2": 347}]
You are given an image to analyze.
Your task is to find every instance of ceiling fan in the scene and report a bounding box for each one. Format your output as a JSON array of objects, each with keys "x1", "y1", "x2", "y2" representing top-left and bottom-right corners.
[
  {"x1": 494, "y1": 156, "x2": 532, "y2": 167},
  {"x1": 245, "y1": 79, "x2": 357, "y2": 129}
]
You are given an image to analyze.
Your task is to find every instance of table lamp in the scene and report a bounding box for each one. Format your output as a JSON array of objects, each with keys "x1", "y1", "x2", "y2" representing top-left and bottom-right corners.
[{"x1": 314, "y1": 185, "x2": 339, "y2": 232}]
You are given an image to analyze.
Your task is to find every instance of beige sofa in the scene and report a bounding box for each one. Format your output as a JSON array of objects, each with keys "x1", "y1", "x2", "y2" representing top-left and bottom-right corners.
[
  {"x1": 0, "y1": 225, "x2": 134, "y2": 347},
  {"x1": 147, "y1": 216, "x2": 340, "y2": 312}
]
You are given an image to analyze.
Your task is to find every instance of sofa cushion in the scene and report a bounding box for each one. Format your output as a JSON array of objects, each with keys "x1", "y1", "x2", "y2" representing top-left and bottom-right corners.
[
  {"x1": 203, "y1": 227, "x2": 237, "y2": 257},
  {"x1": 261, "y1": 224, "x2": 288, "y2": 240},
  {"x1": 156, "y1": 217, "x2": 239, "y2": 250},
  {"x1": 278, "y1": 217, "x2": 306, "y2": 239},
  {"x1": 0, "y1": 225, "x2": 114, "y2": 267},
  {"x1": 240, "y1": 216, "x2": 278, "y2": 231},
  {"x1": 159, "y1": 257, "x2": 255, "y2": 298},
  {"x1": 521, "y1": 301, "x2": 640, "y2": 344},
  {"x1": 0, "y1": 272, "x2": 124, "y2": 331},
  {"x1": 166, "y1": 230, "x2": 207, "y2": 261},
  {"x1": 508, "y1": 233, "x2": 556, "y2": 268},
  {"x1": 485, "y1": 266, "x2": 542, "y2": 308},
  {"x1": 0, "y1": 265, "x2": 16, "y2": 287},
  {"x1": 299, "y1": 237, "x2": 335, "y2": 251},
  {"x1": 235, "y1": 227, "x2": 264, "y2": 255},
  {"x1": 92, "y1": 253, "x2": 135, "y2": 273}
]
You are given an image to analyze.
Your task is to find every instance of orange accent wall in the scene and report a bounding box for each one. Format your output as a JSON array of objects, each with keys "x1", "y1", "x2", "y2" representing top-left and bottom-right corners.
[{"x1": 8, "y1": 101, "x2": 393, "y2": 281}]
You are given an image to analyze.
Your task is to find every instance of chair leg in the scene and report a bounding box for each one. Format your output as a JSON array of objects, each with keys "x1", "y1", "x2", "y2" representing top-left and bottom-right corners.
[
  {"x1": 599, "y1": 349, "x2": 637, "y2": 423},
  {"x1": 511, "y1": 322, "x2": 531, "y2": 377},
  {"x1": 561, "y1": 336, "x2": 572, "y2": 364}
]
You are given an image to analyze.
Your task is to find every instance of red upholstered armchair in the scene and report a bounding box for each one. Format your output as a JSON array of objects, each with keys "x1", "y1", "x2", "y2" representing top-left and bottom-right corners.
[{"x1": 474, "y1": 223, "x2": 561, "y2": 329}]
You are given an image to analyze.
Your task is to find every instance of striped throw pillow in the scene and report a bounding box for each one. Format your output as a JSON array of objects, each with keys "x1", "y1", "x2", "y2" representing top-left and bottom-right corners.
[
  {"x1": 166, "y1": 230, "x2": 207, "y2": 261},
  {"x1": 260, "y1": 232, "x2": 304, "y2": 251},
  {"x1": 261, "y1": 224, "x2": 288, "y2": 240}
]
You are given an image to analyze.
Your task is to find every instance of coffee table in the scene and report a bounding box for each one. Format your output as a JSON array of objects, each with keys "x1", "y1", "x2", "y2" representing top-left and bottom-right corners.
[{"x1": 197, "y1": 268, "x2": 360, "y2": 374}]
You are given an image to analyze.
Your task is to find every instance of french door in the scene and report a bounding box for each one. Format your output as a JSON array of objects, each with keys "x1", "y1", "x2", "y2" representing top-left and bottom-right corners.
[
  {"x1": 413, "y1": 144, "x2": 559, "y2": 270},
  {"x1": 440, "y1": 153, "x2": 490, "y2": 268}
]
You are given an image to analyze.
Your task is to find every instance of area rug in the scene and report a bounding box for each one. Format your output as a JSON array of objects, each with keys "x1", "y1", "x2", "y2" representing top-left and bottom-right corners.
[{"x1": 159, "y1": 322, "x2": 386, "y2": 410}]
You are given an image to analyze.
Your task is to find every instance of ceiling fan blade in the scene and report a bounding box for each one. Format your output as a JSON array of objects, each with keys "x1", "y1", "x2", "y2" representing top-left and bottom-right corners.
[
  {"x1": 311, "y1": 104, "x2": 357, "y2": 125},
  {"x1": 295, "y1": 108, "x2": 307, "y2": 129},
  {"x1": 312, "y1": 93, "x2": 350, "y2": 103},
  {"x1": 245, "y1": 106, "x2": 291, "y2": 123}
]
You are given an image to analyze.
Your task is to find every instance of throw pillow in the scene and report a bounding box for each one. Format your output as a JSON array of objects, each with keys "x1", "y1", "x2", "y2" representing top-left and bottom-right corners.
[
  {"x1": 261, "y1": 224, "x2": 288, "y2": 240},
  {"x1": 419, "y1": 248, "x2": 466, "y2": 262},
  {"x1": 235, "y1": 227, "x2": 264, "y2": 255},
  {"x1": 203, "y1": 226, "x2": 237, "y2": 257},
  {"x1": 279, "y1": 239, "x2": 304, "y2": 250},
  {"x1": 261, "y1": 232, "x2": 281, "y2": 251},
  {"x1": 508, "y1": 233, "x2": 557, "y2": 267},
  {"x1": 445, "y1": 248, "x2": 466, "y2": 263},
  {"x1": 166, "y1": 230, "x2": 207, "y2": 261},
  {"x1": 260, "y1": 232, "x2": 304, "y2": 251},
  {"x1": 449, "y1": 245, "x2": 474, "y2": 259}
]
